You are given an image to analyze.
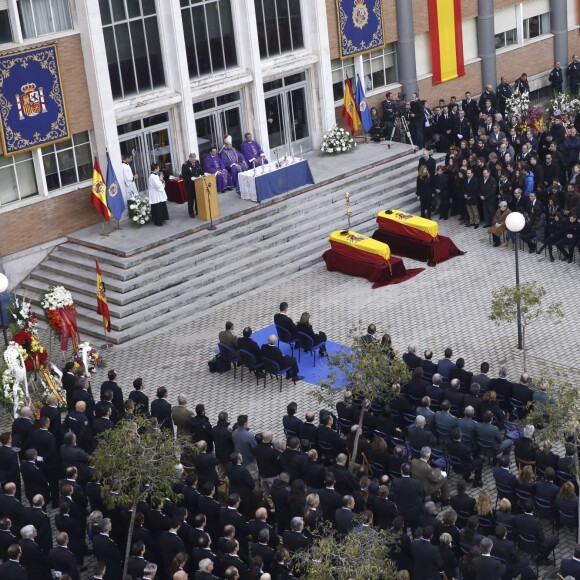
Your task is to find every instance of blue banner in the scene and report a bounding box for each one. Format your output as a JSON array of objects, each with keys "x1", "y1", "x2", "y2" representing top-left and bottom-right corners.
[
  {"x1": 106, "y1": 152, "x2": 126, "y2": 221},
  {"x1": 355, "y1": 75, "x2": 372, "y2": 132},
  {"x1": 0, "y1": 45, "x2": 70, "y2": 155},
  {"x1": 337, "y1": 0, "x2": 386, "y2": 59}
]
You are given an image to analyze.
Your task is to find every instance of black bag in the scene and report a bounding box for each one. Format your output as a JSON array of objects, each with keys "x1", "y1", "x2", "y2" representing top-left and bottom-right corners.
[{"x1": 208, "y1": 355, "x2": 231, "y2": 374}]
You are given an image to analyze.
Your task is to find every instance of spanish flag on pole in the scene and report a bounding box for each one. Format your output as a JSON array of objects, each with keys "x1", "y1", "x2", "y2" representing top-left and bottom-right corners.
[
  {"x1": 341, "y1": 74, "x2": 361, "y2": 134},
  {"x1": 91, "y1": 156, "x2": 111, "y2": 222},
  {"x1": 95, "y1": 259, "x2": 111, "y2": 333},
  {"x1": 428, "y1": 0, "x2": 465, "y2": 85}
]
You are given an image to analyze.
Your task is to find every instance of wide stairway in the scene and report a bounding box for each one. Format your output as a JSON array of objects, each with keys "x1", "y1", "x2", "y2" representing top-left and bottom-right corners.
[{"x1": 18, "y1": 150, "x2": 426, "y2": 344}]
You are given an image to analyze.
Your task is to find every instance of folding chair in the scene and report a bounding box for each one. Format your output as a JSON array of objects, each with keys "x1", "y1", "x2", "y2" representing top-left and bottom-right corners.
[{"x1": 262, "y1": 357, "x2": 291, "y2": 392}]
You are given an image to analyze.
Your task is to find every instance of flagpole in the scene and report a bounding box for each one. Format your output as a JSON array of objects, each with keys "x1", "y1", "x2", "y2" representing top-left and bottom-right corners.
[
  {"x1": 99, "y1": 220, "x2": 110, "y2": 237},
  {"x1": 115, "y1": 218, "x2": 122, "y2": 231},
  {"x1": 102, "y1": 319, "x2": 110, "y2": 350}
]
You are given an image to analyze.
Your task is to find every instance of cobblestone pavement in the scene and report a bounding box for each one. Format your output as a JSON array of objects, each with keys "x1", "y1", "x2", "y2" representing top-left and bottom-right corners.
[{"x1": 4, "y1": 208, "x2": 579, "y2": 577}]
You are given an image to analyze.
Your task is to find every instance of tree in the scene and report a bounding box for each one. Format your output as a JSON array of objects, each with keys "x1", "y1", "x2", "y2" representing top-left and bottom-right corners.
[
  {"x1": 526, "y1": 372, "x2": 580, "y2": 541},
  {"x1": 90, "y1": 416, "x2": 187, "y2": 580},
  {"x1": 490, "y1": 282, "x2": 563, "y2": 371},
  {"x1": 313, "y1": 330, "x2": 410, "y2": 471},
  {"x1": 289, "y1": 525, "x2": 398, "y2": 579}
]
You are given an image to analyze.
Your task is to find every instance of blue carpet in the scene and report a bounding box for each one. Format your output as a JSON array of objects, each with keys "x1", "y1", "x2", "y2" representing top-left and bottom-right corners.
[{"x1": 251, "y1": 325, "x2": 350, "y2": 389}]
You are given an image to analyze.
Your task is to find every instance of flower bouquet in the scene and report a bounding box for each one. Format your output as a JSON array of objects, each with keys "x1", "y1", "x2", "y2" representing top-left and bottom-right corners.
[
  {"x1": 11, "y1": 329, "x2": 47, "y2": 372},
  {"x1": 1, "y1": 341, "x2": 30, "y2": 417},
  {"x1": 506, "y1": 91, "x2": 544, "y2": 133},
  {"x1": 128, "y1": 191, "x2": 151, "y2": 226},
  {"x1": 321, "y1": 126, "x2": 356, "y2": 154},
  {"x1": 41, "y1": 285, "x2": 79, "y2": 351},
  {"x1": 546, "y1": 93, "x2": 580, "y2": 133},
  {"x1": 74, "y1": 342, "x2": 105, "y2": 375},
  {"x1": 9, "y1": 296, "x2": 38, "y2": 334}
]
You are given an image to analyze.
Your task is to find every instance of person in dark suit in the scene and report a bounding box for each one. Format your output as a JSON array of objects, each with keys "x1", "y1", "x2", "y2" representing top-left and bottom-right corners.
[
  {"x1": 447, "y1": 428, "x2": 483, "y2": 485},
  {"x1": 453, "y1": 110, "x2": 471, "y2": 145},
  {"x1": 391, "y1": 463, "x2": 424, "y2": 531},
  {"x1": 420, "y1": 350, "x2": 438, "y2": 376},
  {"x1": 317, "y1": 414, "x2": 347, "y2": 460},
  {"x1": 11, "y1": 407, "x2": 35, "y2": 457},
  {"x1": 334, "y1": 495, "x2": 355, "y2": 535},
  {"x1": 126, "y1": 541, "x2": 148, "y2": 580},
  {"x1": 402, "y1": 342, "x2": 422, "y2": 370},
  {"x1": 269, "y1": 474, "x2": 291, "y2": 535},
  {"x1": 250, "y1": 528, "x2": 275, "y2": 573},
  {"x1": 48, "y1": 532, "x2": 79, "y2": 580},
  {"x1": 491, "y1": 524, "x2": 533, "y2": 580},
  {"x1": 328, "y1": 454, "x2": 357, "y2": 496},
  {"x1": 302, "y1": 449, "x2": 325, "y2": 489},
  {"x1": 226, "y1": 453, "x2": 255, "y2": 514},
  {"x1": 450, "y1": 480, "x2": 476, "y2": 517},
  {"x1": 92, "y1": 518, "x2": 123, "y2": 580},
  {"x1": 60, "y1": 432, "x2": 90, "y2": 484},
  {"x1": 128, "y1": 378, "x2": 149, "y2": 416},
  {"x1": 0, "y1": 433, "x2": 21, "y2": 500},
  {"x1": 261, "y1": 335, "x2": 303, "y2": 382},
  {"x1": 511, "y1": 374, "x2": 534, "y2": 417},
  {"x1": 408, "y1": 416, "x2": 438, "y2": 452},
  {"x1": 39, "y1": 395, "x2": 62, "y2": 446},
  {"x1": 220, "y1": 539, "x2": 249, "y2": 579},
  {"x1": 514, "y1": 500, "x2": 559, "y2": 562},
  {"x1": 473, "y1": 537, "x2": 506, "y2": 578},
  {"x1": 20, "y1": 449, "x2": 49, "y2": 505},
  {"x1": 92, "y1": 403, "x2": 115, "y2": 439},
  {"x1": 411, "y1": 526, "x2": 444, "y2": 580},
  {"x1": 159, "y1": 519, "x2": 185, "y2": 578},
  {"x1": 533, "y1": 467, "x2": 560, "y2": 506},
  {"x1": 298, "y1": 413, "x2": 318, "y2": 446},
  {"x1": 28, "y1": 417, "x2": 59, "y2": 508},
  {"x1": 61, "y1": 362, "x2": 77, "y2": 412},
  {"x1": 493, "y1": 456, "x2": 518, "y2": 502},
  {"x1": 197, "y1": 484, "x2": 221, "y2": 542},
  {"x1": 560, "y1": 543, "x2": 580, "y2": 579},
  {"x1": 18, "y1": 525, "x2": 50, "y2": 580},
  {"x1": 211, "y1": 411, "x2": 235, "y2": 470},
  {"x1": 189, "y1": 440, "x2": 220, "y2": 488},
  {"x1": 150, "y1": 387, "x2": 174, "y2": 433},
  {"x1": 54, "y1": 502, "x2": 86, "y2": 567},
  {"x1": 237, "y1": 327, "x2": 263, "y2": 365},
  {"x1": 0, "y1": 518, "x2": 17, "y2": 561},
  {"x1": 317, "y1": 473, "x2": 342, "y2": 522},
  {"x1": 282, "y1": 517, "x2": 312, "y2": 553},
  {"x1": 360, "y1": 323, "x2": 377, "y2": 344},
  {"x1": 0, "y1": 544, "x2": 27, "y2": 579},
  {"x1": 274, "y1": 302, "x2": 298, "y2": 339},
  {"x1": 181, "y1": 153, "x2": 202, "y2": 217},
  {"x1": 489, "y1": 366, "x2": 513, "y2": 411},
  {"x1": 514, "y1": 426, "x2": 536, "y2": 463},
  {"x1": 100, "y1": 370, "x2": 124, "y2": 416},
  {"x1": 21, "y1": 494, "x2": 51, "y2": 552}
]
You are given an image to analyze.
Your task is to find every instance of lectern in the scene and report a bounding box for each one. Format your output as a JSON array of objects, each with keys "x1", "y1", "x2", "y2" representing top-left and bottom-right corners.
[{"x1": 195, "y1": 174, "x2": 219, "y2": 222}]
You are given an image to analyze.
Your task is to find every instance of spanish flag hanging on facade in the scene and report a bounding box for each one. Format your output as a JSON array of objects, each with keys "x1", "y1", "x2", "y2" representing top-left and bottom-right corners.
[
  {"x1": 95, "y1": 259, "x2": 111, "y2": 333},
  {"x1": 91, "y1": 156, "x2": 111, "y2": 222},
  {"x1": 428, "y1": 0, "x2": 465, "y2": 85},
  {"x1": 341, "y1": 74, "x2": 361, "y2": 134}
]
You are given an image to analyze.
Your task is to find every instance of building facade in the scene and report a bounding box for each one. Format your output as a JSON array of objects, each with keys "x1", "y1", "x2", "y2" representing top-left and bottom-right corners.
[{"x1": 1, "y1": 0, "x2": 580, "y2": 271}]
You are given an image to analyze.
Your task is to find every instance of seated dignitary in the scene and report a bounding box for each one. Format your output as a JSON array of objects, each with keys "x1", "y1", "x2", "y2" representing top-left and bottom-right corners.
[
  {"x1": 220, "y1": 134, "x2": 249, "y2": 193},
  {"x1": 261, "y1": 335, "x2": 303, "y2": 383},
  {"x1": 241, "y1": 132, "x2": 268, "y2": 166},
  {"x1": 203, "y1": 145, "x2": 233, "y2": 193}
]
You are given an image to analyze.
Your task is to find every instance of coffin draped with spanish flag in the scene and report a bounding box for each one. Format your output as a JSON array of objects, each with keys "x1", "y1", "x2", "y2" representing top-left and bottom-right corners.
[
  {"x1": 323, "y1": 230, "x2": 424, "y2": 288},
  {"x1": 428, "y1": 0, "x2": 465, "y2": 85}
]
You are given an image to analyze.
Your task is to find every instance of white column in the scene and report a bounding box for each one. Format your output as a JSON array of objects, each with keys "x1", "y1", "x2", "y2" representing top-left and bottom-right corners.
[
  {"x1": 74, "y1": 0, "x2": 122, "y2": 191},
  {"x1": 157, "y1": 0, "x2": 197, "y2": 158},
  {"x1": 233, "y1": 0, "x2": 269, "y2": 153},
  {"x1": 302, "y1": 0, "x2": 334, "y2": 144}
]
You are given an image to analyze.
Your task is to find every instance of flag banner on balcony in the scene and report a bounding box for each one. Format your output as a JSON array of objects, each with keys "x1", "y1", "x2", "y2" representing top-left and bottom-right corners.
[
  {"x1": 428, "y1": 0, "x2": 465, "y2": 85},
  {"x1": 337, "y1": 0, "x2": 386, "y2": 59},
  {"x1": 0, "y1": 44, "x2": 70, "y2": 155}
]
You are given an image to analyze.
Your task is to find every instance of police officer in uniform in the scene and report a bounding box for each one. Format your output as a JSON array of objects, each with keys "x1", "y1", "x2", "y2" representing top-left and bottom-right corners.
[
  {"x1": 181, "y1": 153, "x2": 202, "y2": 218},
  {"x1": 381, "y1": 92, "x2": 396, "y2": 140},
  {"x1": 568, "y1": 55, "x2": 580, "y2": 95}
]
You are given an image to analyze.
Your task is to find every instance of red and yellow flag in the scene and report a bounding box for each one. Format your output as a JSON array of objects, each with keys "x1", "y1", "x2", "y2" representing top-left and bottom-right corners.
[
  {"x1": 91, "y1": 156, "x2": 111, "y2": 222},
  {"x1": 428, "y1": 0, "x2": 465, "y2": 85},
  {"x1": 96, "y1": 259, "x2": 111, "y2": 333},
  {"x1": 341, "y1": 75, "x2": 361, "y2": 134}
]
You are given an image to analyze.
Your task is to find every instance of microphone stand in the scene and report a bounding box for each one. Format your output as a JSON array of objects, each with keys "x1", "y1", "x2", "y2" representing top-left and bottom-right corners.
[{"x1": 203, "y1": 176, "x2": 217, "y2": 231}]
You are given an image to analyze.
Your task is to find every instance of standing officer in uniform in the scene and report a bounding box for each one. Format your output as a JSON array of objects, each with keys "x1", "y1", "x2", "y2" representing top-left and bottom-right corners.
[
  {"x1": 181, "y1": 153, "x2": 202, "y2": 218},
  {"x1": 568, "y1": 55, "x2": 580, "y2": 95},
  {"x1": 381, "y1": 92, "x2": 396, "y2": 140}
]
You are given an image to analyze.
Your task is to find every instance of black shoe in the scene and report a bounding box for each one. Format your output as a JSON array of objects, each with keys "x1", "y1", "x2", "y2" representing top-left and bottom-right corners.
[
  {"x1": 189, "y1": 212, "x2": 196, "y2": 218},
  {"x1": 472, "y1": 480, "x2": 483, "y2": 488},
  {"x1": 560, "y1": 255, "x2": 568, "y2": 261},
  {"x1": 463, "y1": 476, "x2": 473, "y2": 483},
  {"x1": 256, "y1": 371, "x2": 266, "y2": 379},
  {"x1": 292, "y1": 375, "x2": 304, "y2": 384},
  {"x1": 465, "y1": 223, "x2": 471, "y2": 227},
  {"x1": 568, "y1": 258, "x2": 573, "y2": 263},
  {"x1": 286, "y1": 372, "x2": 292, "y2": 380},
  {"x1": 550, "y1": 256, "x2": 555, "y2": 262},
  {"x1": 493, "y1": 242, "x2": 500, "y2": 247},
  {"x1": 474, "y1": 224, "x2": 479, "y2": 229}
]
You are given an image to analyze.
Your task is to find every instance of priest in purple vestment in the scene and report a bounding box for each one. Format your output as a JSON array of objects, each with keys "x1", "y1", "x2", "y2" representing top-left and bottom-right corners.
[
  {"x1": 219, "y1": 135, "x2": 249, "y2": 193},
  {"x1": 241, "y1": 132, "x2": 268, "y2": 166},
  {"x1": 204, "y1": 145, "x2": 232, "y2": 193}
]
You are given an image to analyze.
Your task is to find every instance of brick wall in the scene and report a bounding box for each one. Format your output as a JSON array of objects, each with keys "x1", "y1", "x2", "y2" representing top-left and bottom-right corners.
[{"x1": 0, "y1": 186, "x2": 99, "y2": 256}]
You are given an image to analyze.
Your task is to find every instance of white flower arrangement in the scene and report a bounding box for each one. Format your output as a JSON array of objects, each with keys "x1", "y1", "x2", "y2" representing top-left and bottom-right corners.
[
  {"x1": 9, "y1": 296, "x2": 37, "y2": 334},
  {"x1": 505, "y1": 91, "x2": 530, "y2": 119},
  {"x1": 1, "y1": 368, "x2": 26, "y2": 410},
  {"x1": 320, "y1": 125, "x2": 356, "y2": 155},
  {"x1": 40, "y1": 285, "x2": 74, "y2": 311},
  {"x1": 2, "y1": 342, "x2": 29, "y2": 416},
  {"x1": 128, "y1": 191, "x2": 151, "y2": 226}
]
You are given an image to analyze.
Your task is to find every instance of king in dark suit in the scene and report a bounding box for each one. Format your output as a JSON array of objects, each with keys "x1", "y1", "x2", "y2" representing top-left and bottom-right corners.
[
  {"x1": 274, "y1": 302, "x2": 298, "y2": 339},
  {"x1": 261, "y1": 335, "x2": 302, "y2": 382}
]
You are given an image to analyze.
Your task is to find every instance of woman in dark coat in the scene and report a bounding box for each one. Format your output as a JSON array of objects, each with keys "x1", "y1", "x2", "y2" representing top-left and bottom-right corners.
[
  {"x1": 416, "y1": 165, "x2": 434, "y2": 219},
  {"x1": 296, "y1": 312, "x2": 327, "y2": 356}
]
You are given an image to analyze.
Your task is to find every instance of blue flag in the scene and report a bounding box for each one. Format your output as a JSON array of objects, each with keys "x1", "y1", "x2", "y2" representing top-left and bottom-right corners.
[
  {"x1": 105, "y1": 152, "x2": 126, "y2": 221},
  {"x1": 355, "y1": 75, "x2": 372, "y2": 133}
]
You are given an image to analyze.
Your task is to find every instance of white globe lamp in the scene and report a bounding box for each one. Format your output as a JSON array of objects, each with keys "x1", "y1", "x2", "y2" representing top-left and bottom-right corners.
[{"x1": 505, "y1": 211, "x2": 526, "y2": 233}]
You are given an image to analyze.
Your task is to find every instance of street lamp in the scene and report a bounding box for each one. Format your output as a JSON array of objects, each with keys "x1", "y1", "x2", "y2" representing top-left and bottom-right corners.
[
  {"x1": 0, "y1": 273, "x2": 8, "y2": 347},
  {"x1": 505, "y1": 212, "x2": 526, "y2": 350}
]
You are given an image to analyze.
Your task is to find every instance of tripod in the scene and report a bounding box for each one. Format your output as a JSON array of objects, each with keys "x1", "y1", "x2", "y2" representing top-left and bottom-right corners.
[
  {"x1": 390, "y1": 114, "x2": 414, "y2": 148},
  {"x1": 203, "y1": 176, "x2": 217, "y2": 231}
]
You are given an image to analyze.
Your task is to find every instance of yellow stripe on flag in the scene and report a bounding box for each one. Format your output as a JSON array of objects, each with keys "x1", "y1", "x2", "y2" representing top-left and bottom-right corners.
[{"x1": 437, "y1": 0, "x2": 458, "y2": 83}]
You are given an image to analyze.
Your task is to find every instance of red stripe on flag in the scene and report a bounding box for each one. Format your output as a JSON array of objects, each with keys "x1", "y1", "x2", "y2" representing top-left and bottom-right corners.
[
  {"x1": 428, "y1": 0, "x2": 442, "y2": 85},
  {"x1": 454, "y1": 0, "x2": 465, "y2": 77}
]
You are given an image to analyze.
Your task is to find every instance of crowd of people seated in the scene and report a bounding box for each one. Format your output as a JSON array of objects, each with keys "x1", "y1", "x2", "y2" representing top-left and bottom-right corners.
[
  {"x1": 372, "y1": 65, "x2": 580, "y2": 265},
  {"x1": 1, "y1": 331, "x2": 579, "y2": 580}
]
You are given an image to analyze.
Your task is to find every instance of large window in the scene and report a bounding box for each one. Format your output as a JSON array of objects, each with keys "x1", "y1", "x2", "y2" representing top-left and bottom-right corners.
[
  {"x1": 100, "y1": 0, "x2": 165, "y2": 99},
  {"x1": 331, "y1": 58, "x2": 355, "y2": 102},
  {"x1": 18, "y1": 0, "x2": 72, "y2": 39},
  {"x1": 495, "y1": 28, "x2": 518, "y2": 50},
  {"x1": 42, "y1": 131, "x2": 92, "y2": 192},
  {"x1": 524, "y1": 12, "x2": 550, "y2": 40},
  {"x1": 255, "y1": 0, "x2": 303, "y2": 59},
  {"x1": 181, "y1": 0, "x2": 237, "y2": 78},
  {"x1": 0, "y1": 7, "x2": 12, "y2": 43},
  {"x1": 363, "y1": 44, "x2": 397, "y2": 92},
  {"x1": 0, "y1": 150, "x2": 37, "y2": 206}
]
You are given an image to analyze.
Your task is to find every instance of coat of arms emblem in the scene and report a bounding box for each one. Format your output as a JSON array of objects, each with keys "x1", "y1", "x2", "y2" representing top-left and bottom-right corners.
[
  {"x1": 16, "y1": 83, "x2": 47, "y2": 120},
  {"x1": 352, "y1": 0, "x2": 369, "y2": 29}
]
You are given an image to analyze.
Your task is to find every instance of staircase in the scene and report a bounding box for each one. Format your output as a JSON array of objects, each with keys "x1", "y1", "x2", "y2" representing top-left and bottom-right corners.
[{"x1": 18, "y1": 150, "x2": 430, "y2": 344}]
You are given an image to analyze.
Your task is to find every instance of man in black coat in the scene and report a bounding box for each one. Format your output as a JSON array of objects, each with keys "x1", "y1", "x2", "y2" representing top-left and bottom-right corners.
[
  {"x1": 60, "y1": 432, "x2": 90, "y2": 484},
  {"x1": 21, "y1": 494, "x2": 51, "y2": 553},
  {"x1": 489, "y1": 366, "x2": 514, "y2": 412},
  {"x1": 0, "y1": 433, "x2": 21, "y2": 500},
  {"x1": 19, "y1": 525, "x2": 51, "y2": 580},
  {"x1": 254, "y1": 432, "x2": 281, "y2": 496},
  {"x1": 473, "y1": 537, "x2": 507, "y2": 578},
  {"x1": 328, "y1": 454, "x2": 357, "y2": 496},
  {"x1": 560, "y1": 543, "x2": 580, "y2": 579},
  {"x1": 0, "y1": 483, "x2": 24, "y2": 539},
  {"x1": 237, "y1": 327, "x2": 263, "y2": 364},
  {"x1": 92, "y1": 518, "x2": 123, "y2": 580},
  {"x1": 317, "y1": 414, "x2": 347, "y2": 460},
  {"x1": 317, "y1": 473, "x2": 342, "y2": 521},
  {"x1": 274, "y1": 301, "x2": 298, "y2": 339},
  {"x1": 270, "y1": 474, "x2": 292, "y2": 534},
  {"x1": 190, "y1": 404, "x2": 214, "y2": 450},
  {"x1": 219, "y1": 494, "x2": 250, "y2": 556},
  {"x1": 197, "y1": 484, "x2": 221, "y2": 542},
  {"x1": 447, "y1": 428, "x2": 483, "y2": 485},
  {"x1": 181, "y1": 153, "x2": 202, "y2": 217},
  {"x1": 453, "y1": 109, "x2": 471, "y2": 145},
  {"x1": 250, "y1": 528, "x2": 275, "y2": 572},
  {"x1": 0, "y1": 518, "x2": 16, "y2": 561},
  {"x1": 334, "y1": 495, "x2": 355, "y2": 535},
  {"x1": 514, "y1": 500, "x2": 559, "y2": 562},
  {"x1": 225, "y1": 453, "x2": 255, "y2": 514},
  {"x1": 410, "y1": 526, "x2": 444, "y2": 580},
  {"x1": 11, "y1": 408, "x2": 35, "y2": 457},
  {"x1": 390, "y1": 463, "x2": 424, "y2": 531},
  {"x1": 302, "y1": 449, "x2": 326, "y2": 489},
  {"x1": 0, "y1": 544, "x2": 27, "y2": 579},
  {"x1": 159, "y1": 519, "x2": 185, "y2": 578},
  {"x1": 261, "y1": 335, "x2": 303, "y2": 382},
  {"x1": 450, "y1": 480, "x2": 476, "y2": 517},
  {"x1": 61, "y1": 362, "x2": 77, "y2": 412},
  {"x1": 282, "y1": 517, "x2": 312, "y2": 553},
  {"x1": 150, "y1": 387, "x2": 174, "y2": 433},
  {"x1": 48, "y1": 532, "x2": 79, "y2": 580},
  {"x1": 54, "y1": 502, "x2": 86, "y2": 567},
  {"x1": 211, "y1": 411, "x2": 235, "y2": 472},
  {"x1": 20, "y1": 449, "x2": 49, "y2": 505},
  {"x1": 100, "y1": 370, "x2": 124, "y2": 416},
  {"x1": 479, "y1": 168, "x2": 498, "y2": 227},
  {"x1": 408, "y1": 416, "x2": 438, "y2": 452},
  {"x1": 492, "y1": 524, "x2": 533, "y2": 580},
  {"x1": 128, "y1": 378, "x2": 149, "y2": 416},
  {"x1": 189, "y1": 440, "x2": 220, "y2": 488},
  {"x1": 39, "y1": 395, "x2": 62, "y2": 447},
  {"x1": 28, "y1": 417, "x2": 59, "y2": 507}
]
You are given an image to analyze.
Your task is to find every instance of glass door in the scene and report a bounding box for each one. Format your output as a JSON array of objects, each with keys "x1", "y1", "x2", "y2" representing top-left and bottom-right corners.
[
  {"x1": 195, "y1": 106, "x2": 243, "y2": 160},
  {"x1": 119, "y1": 135, "x2": 148, "y2": 194},
  {"x1": 147, "y1": 127, "x2": 174, "y2": 173},
  {"x1": 288, "y1": 86, "x2": 309, "y2": 150}
]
